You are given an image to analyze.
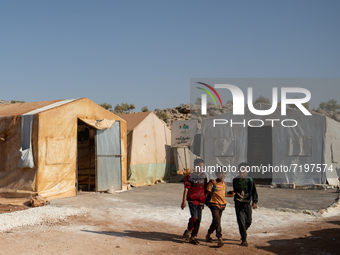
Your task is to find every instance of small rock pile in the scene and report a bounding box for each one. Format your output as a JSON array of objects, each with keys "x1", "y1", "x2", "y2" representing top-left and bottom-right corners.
[
  {"x1": 156, "y1": 103, "x2": 234, "y2": 129},
  {"x1": 311, "y1": 108, "x2": 340, "y2": 122},
  {"x1": 0, "y1": 100, "x2": 10, "y2": 105}
]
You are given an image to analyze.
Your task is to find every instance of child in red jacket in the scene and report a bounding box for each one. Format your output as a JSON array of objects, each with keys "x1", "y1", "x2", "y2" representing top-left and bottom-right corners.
[{"x1": 181, "y1": 159, "x2": 207, "y2": 245}]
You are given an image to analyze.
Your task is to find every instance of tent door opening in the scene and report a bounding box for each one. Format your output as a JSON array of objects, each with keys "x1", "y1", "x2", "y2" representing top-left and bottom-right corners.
[
  {"x1": 77, "y1": 120, "x2": 122, "y2": 192},
  {"x1": 77, "y1": 120, "x2": 96, "y2": 191},
  {"x1": 247, "y1": 126, "x2": 273, "y2": 185}
]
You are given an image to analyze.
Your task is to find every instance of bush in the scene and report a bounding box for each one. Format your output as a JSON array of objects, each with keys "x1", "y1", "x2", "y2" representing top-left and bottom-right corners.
[
  {"x1": 154, "y1": 109, "x2": 168, "y2": 120},
  {"x1": 114, "y1": 103, "x2": 135, "y2": 114},
  {"x1": 10, "y1": 100, "x2": 25, "y2": 104},
  {"x1": 99, "y1": 103, "x2": 112, "y2": 111},
  {"x1": 319, "y1": 99, "x2": 340, "y2": 112}
]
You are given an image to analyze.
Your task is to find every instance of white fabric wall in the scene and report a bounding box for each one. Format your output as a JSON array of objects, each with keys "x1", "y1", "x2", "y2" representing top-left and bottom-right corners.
[
  {"x1": 324, "y1": 117, "x2": 340, "y2": 186},
  {"x1": 201, "y1": 104, "x2": 327, "y2": 184}
]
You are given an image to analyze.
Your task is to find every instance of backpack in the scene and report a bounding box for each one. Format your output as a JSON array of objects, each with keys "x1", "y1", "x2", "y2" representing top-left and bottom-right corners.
[{"x1": 204, "y1": 183, "x2": 216, "y2": 206}]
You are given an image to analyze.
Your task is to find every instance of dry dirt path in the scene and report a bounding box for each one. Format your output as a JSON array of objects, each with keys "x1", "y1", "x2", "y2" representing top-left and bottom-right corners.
[{"x1": 0, "y1": 183, "x2": 339, "y2": 254}]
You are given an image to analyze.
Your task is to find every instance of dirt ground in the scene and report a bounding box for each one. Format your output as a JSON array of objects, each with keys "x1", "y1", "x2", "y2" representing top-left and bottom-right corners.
[
  {"x1": 0, "y1": 204, "x2": 29, "y2": 214},
  {"x1": 0, "y1": 183, "x2": 339, "y2": 255}
]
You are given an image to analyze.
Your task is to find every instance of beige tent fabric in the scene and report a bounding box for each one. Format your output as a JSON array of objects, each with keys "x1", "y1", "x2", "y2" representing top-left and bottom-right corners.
[
  {"x1": 118, "y1": 112, "x2": 150, "y2": 131},
  {"x1": 36, "y1": 98, "x2": 127, "y2": 199},
  {"x1": 129, "y1": 113, "x2": 170, "y2": 166},
  {"x1": 79, "y1": 118, "x2": 116, "y2": 130},
  {"x1": 0, "y1": 100, "x2": 62, "y2": 117},
  {"x1": 0, "y1": 115, "x2": 37, "y2": 197},
  {"x1": 0, "y1": 98, "x2": 127, "y2": 201},
  {"x1": 123, "y1": 112, "x2": 173, "y2": 187}
]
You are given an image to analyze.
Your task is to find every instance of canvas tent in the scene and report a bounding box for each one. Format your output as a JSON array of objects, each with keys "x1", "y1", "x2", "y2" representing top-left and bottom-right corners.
[
  {"x1": 0, "y1": 98, "x2": 127, "y2": 201},
  {"x1": 201, "y1": 103, "x2": 340, "y2": 186},
  {"x1": 119, "y1": 112, "x2": 173, "y2": 187}
]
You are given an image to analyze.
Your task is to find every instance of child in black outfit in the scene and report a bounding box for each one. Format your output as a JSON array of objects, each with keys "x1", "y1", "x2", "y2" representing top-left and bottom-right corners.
[{"x1": 233, "y1": 162, "x2": 258, "y2": 247}]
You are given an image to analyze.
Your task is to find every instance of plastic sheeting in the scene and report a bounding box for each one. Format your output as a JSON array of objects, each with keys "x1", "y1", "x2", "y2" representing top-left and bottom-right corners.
[
  {"x1": 18, "y1": 115, "x2": 35, "y2": 168},
  {"x1": 173, "y1": 147, "x2": 200, "y2": 172},
  {"x1": 201, "y1": 104, "x2": 339, "y2": 185},
  {"x1": 323, "y1": 117, "x2": 340, "y2": 186},
  {"x1": 128, "y1": 163, "x2": 171, "y2": 187}
]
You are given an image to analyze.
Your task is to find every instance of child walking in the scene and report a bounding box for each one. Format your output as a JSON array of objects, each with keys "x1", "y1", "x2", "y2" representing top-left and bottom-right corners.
[
  {"x1": 233, "y1": 162, "x2": 258, "y2": 247},
  {"x1": 205, "y1": 169, "x2": 234, "y2": 247},
  {"x1": 181, "y1": 159, "x2": 207, "y2": 245}
]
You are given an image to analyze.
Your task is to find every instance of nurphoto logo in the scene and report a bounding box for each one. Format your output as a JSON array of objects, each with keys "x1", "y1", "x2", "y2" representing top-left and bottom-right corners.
[{"x1": 196, "y1": 82, "x2": 312, "y2": 128}]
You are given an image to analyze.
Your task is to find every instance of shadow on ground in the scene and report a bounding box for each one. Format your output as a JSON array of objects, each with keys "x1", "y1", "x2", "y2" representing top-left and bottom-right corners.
[
  {"x1": 81, "y1": 230, "x2": 186, "y2": 244},
  {"x1": 81, "y1": 229, "x2": 241, "y2": 247},
  {"x1": 256, "y1": 228, "x2": 340, "y2": 255},
  {"x1": 327, "y1": 220, "x2": 340, "y2": 225}
]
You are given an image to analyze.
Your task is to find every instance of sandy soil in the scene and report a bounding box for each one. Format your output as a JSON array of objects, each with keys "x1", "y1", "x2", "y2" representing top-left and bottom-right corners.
[
  {"x1": 0, "y1": 212, "x2": 339, "y2": 255},
  {"x1": 0, "y1": 184, "x2": 339, "y2": 255},
  {"x1": 0, "y1": 204, "x2": 29, "y2": 214}
]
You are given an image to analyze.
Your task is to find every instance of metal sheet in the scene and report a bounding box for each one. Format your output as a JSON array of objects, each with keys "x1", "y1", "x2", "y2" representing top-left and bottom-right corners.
[{"x1": 95, "y1": 121, "x2": 122, "y2": 191}]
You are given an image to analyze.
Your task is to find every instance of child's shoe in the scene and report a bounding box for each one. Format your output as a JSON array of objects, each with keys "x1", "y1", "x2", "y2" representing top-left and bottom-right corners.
[
  {"x1": 205, "y1": 233, "x2": 214, "y2": 243},
  {"x1": 182, "y1": 229, "x2": 191, "y2": 240},
  {"x1": 189, "y1": 236, "x2": 200, "y2": 245},
  {"x1": 217, "y1": 237, "x2": 224, "y2": 247},
  {"x1": 241, "y1": 240, "x2": 248, "y2": 247}
]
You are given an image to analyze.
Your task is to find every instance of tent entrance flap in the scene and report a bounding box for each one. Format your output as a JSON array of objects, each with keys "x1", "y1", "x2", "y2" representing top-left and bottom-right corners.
[
  {"x1": 78, "y1": 118, "x2": 115, "y2": 130},
  {"x1": 247, "y1": 126, "x2": 273, "y2": 184},
  {"x1": 95, "y1": 121, "x2": 122, "y2": 191}
]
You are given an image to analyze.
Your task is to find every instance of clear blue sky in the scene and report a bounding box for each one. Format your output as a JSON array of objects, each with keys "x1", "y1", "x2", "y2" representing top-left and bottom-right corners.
[{"x1": 1, "y1": 0, "x2": 339, "y2": 111}]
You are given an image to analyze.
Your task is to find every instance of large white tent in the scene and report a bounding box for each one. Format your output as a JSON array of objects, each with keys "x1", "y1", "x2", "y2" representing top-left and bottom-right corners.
[{"x1": 201, "y1": 104, "x2": 340, "y2": 186}]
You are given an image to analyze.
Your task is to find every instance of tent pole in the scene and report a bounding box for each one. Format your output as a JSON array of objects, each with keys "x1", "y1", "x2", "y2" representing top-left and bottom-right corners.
[{"x1": 184, "y1": 147, "x2": 188, "y2": 172}]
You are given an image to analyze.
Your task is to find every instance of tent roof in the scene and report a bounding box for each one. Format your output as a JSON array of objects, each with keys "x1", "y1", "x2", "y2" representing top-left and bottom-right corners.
[
  {"x1": 118, "y1": 112, "x2": 151, "y2": 131},
  {"x1": 0, "y1": 100, "x2": 64, "y2": 117}
]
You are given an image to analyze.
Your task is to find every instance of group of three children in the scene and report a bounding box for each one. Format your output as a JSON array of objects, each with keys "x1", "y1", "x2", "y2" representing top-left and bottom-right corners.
[{"x1": 181, "y1": 159, "x2": 258, "y2": 247}]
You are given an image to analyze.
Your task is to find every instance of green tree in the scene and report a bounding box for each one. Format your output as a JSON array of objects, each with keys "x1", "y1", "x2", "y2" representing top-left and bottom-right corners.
[
  {"x1": 141, "y1": 106, "x2": 149, "y2": 112},
  {"x1": 99, "y1": 103, "x2": 112, "y2": 111},
  {"x1": 319, "y1": 99, "x2": 340, "y2": 111},
  {"x1": 114, "y1": 103, "x2": 135, "y2": 114},
  {"x1": 154, "y1": 109, "x2": 168, "y2": 120},
  {"x1": 11, "y1": 100, "x2": 25, "y2": 103}
]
